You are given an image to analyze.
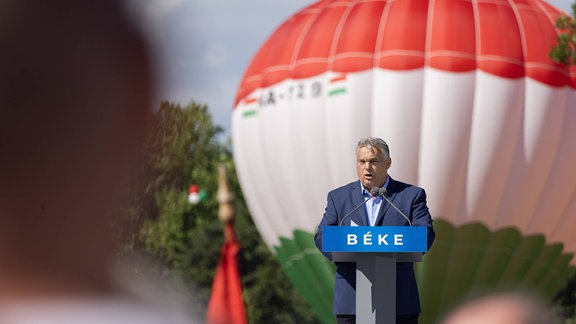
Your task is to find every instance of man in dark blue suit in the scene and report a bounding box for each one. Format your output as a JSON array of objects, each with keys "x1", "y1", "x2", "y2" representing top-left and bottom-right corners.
[{"x1": 315, "y1": 137, "x2": 435, "y2": 324}]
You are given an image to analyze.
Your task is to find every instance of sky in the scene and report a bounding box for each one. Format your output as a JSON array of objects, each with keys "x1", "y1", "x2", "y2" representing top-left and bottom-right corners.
[{"x1": 128, "y1": 0, "x2": 573, "y2": 139}]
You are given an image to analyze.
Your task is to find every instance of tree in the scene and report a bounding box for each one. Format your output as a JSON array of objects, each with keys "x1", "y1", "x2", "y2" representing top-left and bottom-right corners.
[
  {"x1": 549, "y1": 3, "x2": 576, "y2": 322},
  {"x1": 553, "y1": 271, "x2": 576, "y2": 323},
  {"x1": 550, "y1": 3, "x2": 576, "y2": 65},
  {"x1": 124, "y1": 101, "x2": 318, "y2": 323}
]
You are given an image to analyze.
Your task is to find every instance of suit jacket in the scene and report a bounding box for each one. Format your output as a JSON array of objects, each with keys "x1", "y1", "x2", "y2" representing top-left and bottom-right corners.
[{"x1": 314, "y1": 177, "x2": 435, "y2": 315}]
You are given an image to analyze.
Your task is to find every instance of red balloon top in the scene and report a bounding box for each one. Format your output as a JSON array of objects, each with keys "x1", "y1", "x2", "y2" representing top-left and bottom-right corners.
[{"x1": 235, "y1": 0, "x2": 575, "y2": 106}]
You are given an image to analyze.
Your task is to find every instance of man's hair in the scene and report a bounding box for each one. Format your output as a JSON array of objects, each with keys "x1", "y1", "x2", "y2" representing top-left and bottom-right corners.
[{"x1": 357, "y1": 137, "x2": 390, "y2": 158}]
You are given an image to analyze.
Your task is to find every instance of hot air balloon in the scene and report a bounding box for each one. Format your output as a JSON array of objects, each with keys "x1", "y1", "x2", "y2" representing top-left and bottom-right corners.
[{"x1": 232, "y1": 0, "x2": 576, "y2": 323}]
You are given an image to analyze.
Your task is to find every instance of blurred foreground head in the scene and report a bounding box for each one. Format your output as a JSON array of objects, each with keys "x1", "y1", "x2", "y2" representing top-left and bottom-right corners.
[
  {"x1": 440, "y1": 292, "x2": 561, "y2": 324},
  {"x1": 0, "y1": 0, "x2": 153, "y2": 295}
]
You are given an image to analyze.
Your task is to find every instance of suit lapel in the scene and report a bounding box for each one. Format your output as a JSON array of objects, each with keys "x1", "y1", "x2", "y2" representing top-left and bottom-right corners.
[{"x1": 350, "y1": 182, "x2": 368, "y2": 226}]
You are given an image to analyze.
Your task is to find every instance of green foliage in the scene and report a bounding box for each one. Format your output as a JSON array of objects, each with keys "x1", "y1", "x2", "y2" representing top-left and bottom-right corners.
[
  {"x1": 550, "y1": 3, "x2": 576, "y2": 65},
  {"x1": 125, "y1": 101, "x2": 318, "y2": 323},
  {"x1": 553, "y1": 268, "x2": 576, "y2": 323},
  {"x1": 548, "y1": 4, "x2": 576, "y2": 322}
]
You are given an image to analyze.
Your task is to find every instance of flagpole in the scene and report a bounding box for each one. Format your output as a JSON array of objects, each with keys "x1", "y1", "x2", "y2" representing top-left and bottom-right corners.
[
  {"x1": 217, "y1": 164, "x2": 235, "y2": 224},
  {"x1": 206, "y1": 164, "x2": 247, "y2": 324},
  {"x1": 217, "y1": 163, "x2": 238, "y2": 255}
]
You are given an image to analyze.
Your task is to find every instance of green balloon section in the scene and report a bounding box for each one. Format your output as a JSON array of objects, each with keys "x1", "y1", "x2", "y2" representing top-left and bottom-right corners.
[{"x1": 274, "y1": 220, "x2": 575, "y2": 324}]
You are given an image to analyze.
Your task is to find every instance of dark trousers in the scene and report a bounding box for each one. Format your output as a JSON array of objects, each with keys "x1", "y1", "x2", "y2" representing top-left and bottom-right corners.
[{"x1": 336, "y1": 314, "x2": 419, "y2": 324}]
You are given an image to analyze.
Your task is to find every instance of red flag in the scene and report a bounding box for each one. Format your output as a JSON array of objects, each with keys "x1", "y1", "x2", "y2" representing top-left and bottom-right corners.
[{"x1": 206, "y1": 222, "x2": 247, "y2": 324}]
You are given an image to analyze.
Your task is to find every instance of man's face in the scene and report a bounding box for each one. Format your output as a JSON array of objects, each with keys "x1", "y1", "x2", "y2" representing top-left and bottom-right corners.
[{"x1": 356, "y1": 145, "x2": 391, "y2": 191}]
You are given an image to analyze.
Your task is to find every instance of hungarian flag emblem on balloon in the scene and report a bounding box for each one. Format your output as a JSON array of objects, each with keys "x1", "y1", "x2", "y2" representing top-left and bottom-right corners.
[{"x1": 232, "y1": 0, "x2": 576, "y2": 322}]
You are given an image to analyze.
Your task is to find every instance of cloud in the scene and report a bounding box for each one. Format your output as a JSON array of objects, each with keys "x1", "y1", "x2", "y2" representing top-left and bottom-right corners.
[
  {"x1": 142, "y1": 0, "x2": 312, "y2": 138},
  {"x1": 142, "y1": 0, "x2": 184, "y2": 21},
  {"x1": 204, "y1": 43, "x2": 230, "y2": 68}
]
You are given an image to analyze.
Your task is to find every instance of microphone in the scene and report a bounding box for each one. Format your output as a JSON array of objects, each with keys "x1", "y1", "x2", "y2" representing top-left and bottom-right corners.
[
  {"x1": 338, "y1": 186, "x2": 380, "y2": 226},
  {"x1": 377, "y1": 188, "x2": 412, "y2": 226}
]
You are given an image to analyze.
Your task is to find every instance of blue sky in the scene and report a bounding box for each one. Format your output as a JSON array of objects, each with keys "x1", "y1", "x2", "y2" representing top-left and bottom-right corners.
[{"x1": 129, "y1": 0, "x2": 573, "y2": 139}]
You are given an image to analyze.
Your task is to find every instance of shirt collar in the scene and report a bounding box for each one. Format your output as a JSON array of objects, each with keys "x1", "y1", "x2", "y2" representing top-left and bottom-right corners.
[{"x1": 360, "y1": 175, "x2": 390, "y2": 196}]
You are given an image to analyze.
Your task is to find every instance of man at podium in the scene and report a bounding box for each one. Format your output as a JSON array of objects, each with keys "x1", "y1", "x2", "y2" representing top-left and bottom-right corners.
[{"x1": 314, "y1": 137, "x2": 435, "y2": 324}]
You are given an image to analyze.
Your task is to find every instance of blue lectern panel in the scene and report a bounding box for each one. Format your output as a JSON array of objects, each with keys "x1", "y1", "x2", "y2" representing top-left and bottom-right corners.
[{"x1": 322, "y1": 226, "x2": 427, "y2": 252}]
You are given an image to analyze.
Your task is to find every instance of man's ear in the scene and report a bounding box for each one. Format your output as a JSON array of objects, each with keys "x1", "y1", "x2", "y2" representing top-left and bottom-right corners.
[{"x1": 386, "y1": 157, "x2": 392, "y2": 169}]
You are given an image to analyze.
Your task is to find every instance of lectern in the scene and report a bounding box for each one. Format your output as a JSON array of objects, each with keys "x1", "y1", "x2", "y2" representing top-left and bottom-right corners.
[{"x1": 322, "y1": 226, "x2": 427, "y2": 324}]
